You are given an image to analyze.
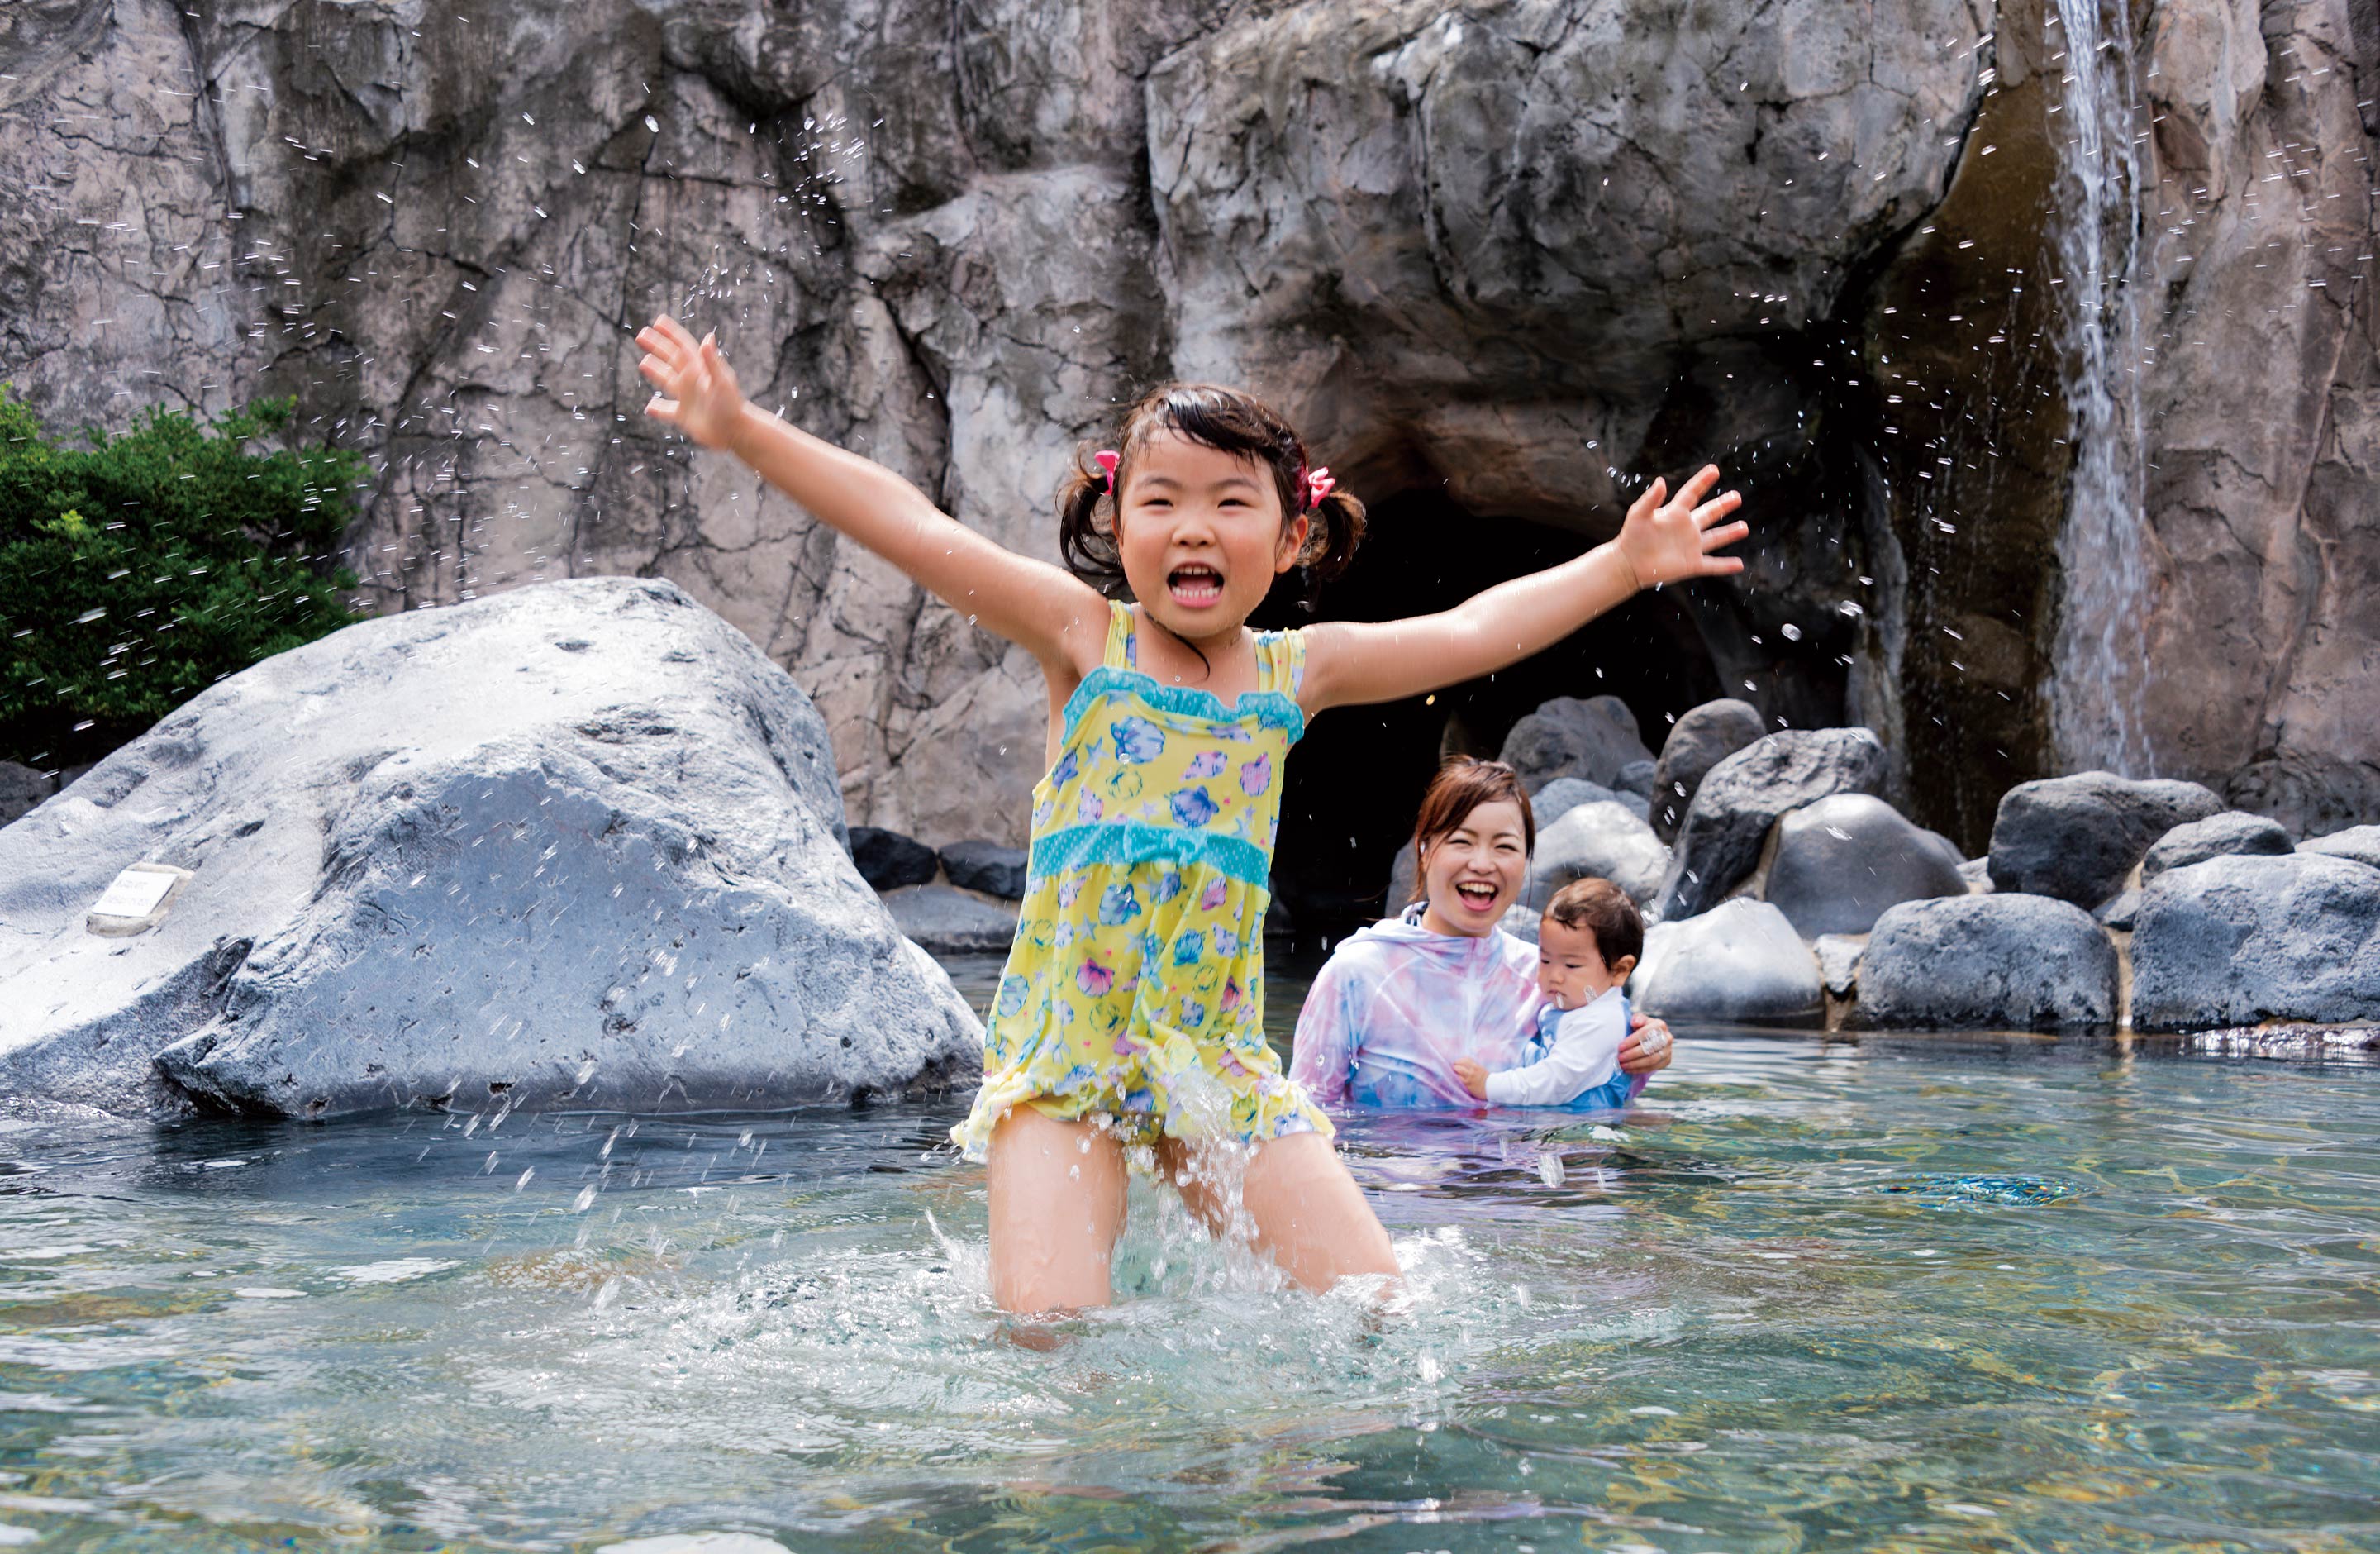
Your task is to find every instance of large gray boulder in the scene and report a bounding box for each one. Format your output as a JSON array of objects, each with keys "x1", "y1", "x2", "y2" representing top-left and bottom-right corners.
[
  {"x1": 1630, "y1": 899, "x2": 1821, "y2": 1027},
  {"x1": 1812, "y1": 933, "x2": 1865, "y2": 999},
  {"x1": 1498, "y1": 903, "x2": 1540, "y2": 946},
  {"x1": 0, "y1": 760, "x2": 52, "y2": 827},
  {"x1": 1651, "y1": 698, "x2": 1765, "y2": 841},
  {"x1": 1521, "y1": 800, "x2": 1671, "y2": 912},
  {"x1": 1986, "y1": 773, "x2": 2224, "y2": 908},
  {"x1": 1532, "y1": 775, "x2": 1650, "y2": 825},
  {"x1": 2130, "y1": 854, "x2": 2380, "y2": 1032},
  {"x1": 849, "y1": 827, "x2": 940, "y2": 891},
  {"x1": 1763, "y1": 794, "x2": 1968, "y2": 938},
  {"x1": 1384, "y1": 838, "x2": 1420, "y2": 917},
  {"x1": 2140, "y1": 811, "x2": 2292, "y2": 884},
  {"x1": 883, "y1": 885, "x2": 1021, "y2": 956},
  {"x1": 0, "y1": 579, "x2": 981, "y2": 1119},
  {"x1": 1857, "y1": 895, "x2": 2117, "y2": 1032},
  {"x1": 1501, "y1": 696, "x2": 1654, "y2": 792},
  {"x1": 1657, "y1": 728, "x2": 1890, "y2": 921},
  {"x1": 939, "y1": 839, "x2": 1029, "y2": 900},
  {"x1": 2301, "y1": 826, "x2": 2380, "y2": 872}
]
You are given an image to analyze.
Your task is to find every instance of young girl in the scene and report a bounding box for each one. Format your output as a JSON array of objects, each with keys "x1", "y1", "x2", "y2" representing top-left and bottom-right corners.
[{"x1": 634, "y1": 315, "x2": 1746, "y2": 1313}]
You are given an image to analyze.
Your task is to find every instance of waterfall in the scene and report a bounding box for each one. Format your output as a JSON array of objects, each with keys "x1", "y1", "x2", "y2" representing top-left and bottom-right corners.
[{"x1": 2045, "y1": 0, "x2": 2154, "y2": 775}]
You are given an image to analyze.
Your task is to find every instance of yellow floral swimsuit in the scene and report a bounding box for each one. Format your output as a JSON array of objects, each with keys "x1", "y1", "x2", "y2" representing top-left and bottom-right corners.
[{"x1": 950, "y1": 601, "x2": 1333, "y2": 1161}]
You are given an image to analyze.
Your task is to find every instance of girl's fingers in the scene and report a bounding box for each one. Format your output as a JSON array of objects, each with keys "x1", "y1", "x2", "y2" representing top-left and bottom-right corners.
[
  {"x1": 644, "y1": 394, "x2": 680, "y2": 423},
  {"x1": 1692, "y1": 491, "x2": 1743, "y2": 528},
  {"x1": 634, "y1": 327, "x2": 681, "y2": 365},
  {"x1": 1702, "y1": 555, "x2": 1747, "y2": 576},
  {"x1": 1678, "y1": 464, "x2": 1723, "y2": 503},
  {"x1": 1702, "y1": 520, "x2": 1750, "y2": 552},
  {"x1": 1630, "y1": 477, "x2": 1667, "y2": 521},
  {"x1": 657, "y1": 314, "x2": 702, "y2": 354},
  {"x1": 636, "y1": 352, "x2": 674, "y2": 388}
]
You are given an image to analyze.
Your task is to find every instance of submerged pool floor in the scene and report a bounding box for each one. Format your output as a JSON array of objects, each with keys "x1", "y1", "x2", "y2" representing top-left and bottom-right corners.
[{"x1": 0, "y1": 1018, "x2": 2375, "y2": 1551}]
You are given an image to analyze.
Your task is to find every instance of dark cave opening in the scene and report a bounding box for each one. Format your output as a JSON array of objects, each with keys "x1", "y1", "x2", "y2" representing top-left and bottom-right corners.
[{"x1": 1252, "y1": 487, "x2": 1726, "y2": 945}]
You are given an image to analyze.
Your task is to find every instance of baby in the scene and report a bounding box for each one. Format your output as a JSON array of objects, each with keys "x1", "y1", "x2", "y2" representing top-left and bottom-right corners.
[{"x1": 1455, "y1": 877, "x2": 1644, "y2": 1110}]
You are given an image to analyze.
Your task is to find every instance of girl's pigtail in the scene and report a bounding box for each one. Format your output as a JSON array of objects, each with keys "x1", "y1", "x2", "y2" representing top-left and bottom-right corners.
[
  {"x1": 1056, "y1": 456, "x2": 1126, "y2": 594},
  {"x1": 1300, "y1": 487, "x2": 1368, "y2": 582}
]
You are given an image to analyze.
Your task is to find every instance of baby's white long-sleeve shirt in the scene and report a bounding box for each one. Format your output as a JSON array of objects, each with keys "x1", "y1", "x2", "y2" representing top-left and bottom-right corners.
[{"x1": 1483, "y1": 986, "x2": 1626, "y2": 1107}]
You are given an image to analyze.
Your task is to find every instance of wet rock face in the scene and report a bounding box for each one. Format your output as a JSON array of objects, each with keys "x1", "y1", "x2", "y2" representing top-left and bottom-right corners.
[
  {"x1": 1986, "y1": 772, "x2": 2224, "y2": 908},
  {"x1": 0, "y1": 580, "x2": 981, "y2": 1119},
  {"x1": 1857, "y1": 894, "x2": 2117, "y2": 1032},
  {"x1": 3, "y1": 0, "x2": 2372, "y2": 862},
  {"x1": 1657, "y1": 728, "x2": 1891, "y2": 921},
  {"x1": 2130, "y1": 854, "x2": 2380, "y2": 1032},
  {"x1": 0, "y1": 0, "x2": 1989, "y2": 857},
  {"x1": 2130, "y1": 0, "x2": 2380, "y2": 841}
]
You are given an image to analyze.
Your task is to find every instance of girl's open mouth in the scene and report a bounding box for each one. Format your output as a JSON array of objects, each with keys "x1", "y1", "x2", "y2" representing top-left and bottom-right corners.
[
  {"x1": 1168, "y1": 563, "x2": 1225, "y2": 608},
  {"x1": 1452, "y1": 879, "x2": 1502, "y2": 913}
]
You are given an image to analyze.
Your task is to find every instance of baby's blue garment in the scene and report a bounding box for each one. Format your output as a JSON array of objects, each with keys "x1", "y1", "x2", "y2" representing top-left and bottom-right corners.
[{"x1": 1497, "y1": 989, "x2": 1636, "y2": 1111}]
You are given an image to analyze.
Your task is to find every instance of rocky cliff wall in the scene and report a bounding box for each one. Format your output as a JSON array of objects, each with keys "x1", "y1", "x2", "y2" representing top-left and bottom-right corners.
[{"x1": 3, "y1": 0, "x2": 2373, "y2": 858}]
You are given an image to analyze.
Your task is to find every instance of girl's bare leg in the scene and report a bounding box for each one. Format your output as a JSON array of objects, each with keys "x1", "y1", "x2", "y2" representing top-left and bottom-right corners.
[
  {"x1": 985, "y1": 1106, "x2": 1128, "y2": 1313},
  {"x1": 1158, "y1": 1132, "x2": 1401, "y2": 1295}
]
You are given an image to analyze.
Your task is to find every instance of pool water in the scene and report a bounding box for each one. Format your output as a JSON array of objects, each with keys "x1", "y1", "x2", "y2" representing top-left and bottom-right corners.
[{"x1": 0, "y1": 955, "x2": 2374, "y2": 1552}]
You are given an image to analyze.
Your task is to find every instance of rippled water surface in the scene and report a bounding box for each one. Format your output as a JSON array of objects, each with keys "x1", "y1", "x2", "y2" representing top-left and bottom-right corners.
[{"x1": 1, "y1": 956, "x2": 2376, "y2": 1552}]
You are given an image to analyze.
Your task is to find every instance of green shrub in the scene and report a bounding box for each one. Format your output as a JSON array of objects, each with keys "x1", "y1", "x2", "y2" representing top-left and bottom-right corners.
[{"x1": 0, "y1": 387, "x2": 368, "y2": 770}]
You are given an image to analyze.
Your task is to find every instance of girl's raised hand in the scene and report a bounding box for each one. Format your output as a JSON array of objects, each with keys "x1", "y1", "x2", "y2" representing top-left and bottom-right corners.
[
  {"x1": 1612, "y1": 465, "x2": 1749, "y2": 589},
  {"x1": 636, "y1": 314, "x2": 747, "y2": 450}
]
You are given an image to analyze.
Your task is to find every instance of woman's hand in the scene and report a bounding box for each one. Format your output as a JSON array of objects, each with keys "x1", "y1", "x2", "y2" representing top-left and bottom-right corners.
[
  {"x1": 1612, "y1": 465, "x2": 1748, "y2": 590},
  {"x1": 1452, "y1": 1058, "x2": 1492, "y2": 1099},
  {"x1": 637, "y1": 314, "x2": 749, "y2": 450},
  {"x1": 1617, "y1": 1014, "x2": 1674, "y2": 1075}
]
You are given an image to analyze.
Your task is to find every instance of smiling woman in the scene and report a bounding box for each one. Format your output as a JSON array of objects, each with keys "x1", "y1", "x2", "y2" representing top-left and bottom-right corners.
[{"x1": 1290, "y1": 756, "x2": 1671, "y2": 1111}]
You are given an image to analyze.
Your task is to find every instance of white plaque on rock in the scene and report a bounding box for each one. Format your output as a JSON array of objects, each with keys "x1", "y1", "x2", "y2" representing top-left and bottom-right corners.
[{"x1": 86, "y1": 863, "x2": 193, "y2": 937}]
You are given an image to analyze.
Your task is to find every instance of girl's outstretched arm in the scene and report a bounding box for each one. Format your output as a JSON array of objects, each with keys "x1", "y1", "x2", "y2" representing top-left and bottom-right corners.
[
  {"x1": 1299, "y1": 465, "x2": 1748, "y2": 713},
  {"x1": 636, "y1": 315, "x2": 1107, "y2": 673}
]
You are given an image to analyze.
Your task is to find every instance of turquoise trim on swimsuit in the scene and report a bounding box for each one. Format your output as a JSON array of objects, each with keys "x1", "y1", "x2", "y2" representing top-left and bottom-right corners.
[
  {"x1": 1057, "y1": 662, "x2": 1307, "y2": 746},
  {"x1": 1028, "y1": 821, "x2": 1273, "y2": 890}
]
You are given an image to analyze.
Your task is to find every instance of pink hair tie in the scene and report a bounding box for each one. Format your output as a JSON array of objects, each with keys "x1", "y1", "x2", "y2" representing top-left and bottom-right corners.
[
  {"x1": 1093, "y1": 449, "x2": 1120, "y2": 495},
  {"x1": 1304, "y1": 465, "x2": 1335, "y2": 512}
]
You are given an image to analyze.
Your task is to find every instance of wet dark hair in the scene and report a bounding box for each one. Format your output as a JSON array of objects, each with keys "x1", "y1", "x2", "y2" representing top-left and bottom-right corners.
[
  {"x1": 1544, "y1": 877, "x2": 1645, "y2": 970},
  {"x1": 1407, "y1": 757, "x2": 1536, "y2": 905},
  {"x1": 1057, "y1": 383, "x2": 1368, "y2": 601}
]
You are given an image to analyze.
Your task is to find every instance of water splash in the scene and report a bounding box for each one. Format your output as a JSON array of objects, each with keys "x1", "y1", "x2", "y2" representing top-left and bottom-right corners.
[{"x1": 2046, "y1": 0, "x2": 2154, "y2": 775}]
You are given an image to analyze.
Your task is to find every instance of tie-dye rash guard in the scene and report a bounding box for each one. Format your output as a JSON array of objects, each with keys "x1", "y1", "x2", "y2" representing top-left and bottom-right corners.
[{"x1": 1289, "y1": 911, "x2": 1650, "y2": 1110}]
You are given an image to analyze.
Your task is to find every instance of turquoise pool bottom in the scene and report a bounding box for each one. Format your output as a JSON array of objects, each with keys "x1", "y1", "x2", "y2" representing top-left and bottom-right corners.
[{"x1": 0, "y1": 958, "x2": 2374, "y2": 1552}]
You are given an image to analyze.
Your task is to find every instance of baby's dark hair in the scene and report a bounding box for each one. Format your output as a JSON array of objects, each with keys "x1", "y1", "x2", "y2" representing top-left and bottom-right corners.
[
  {"x1": 1057, "y1": 383, "x2": 1367, "y2": 598},
  {"x1": 1544, "y1": 877, "x2": 1645, "y2": 970}
]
